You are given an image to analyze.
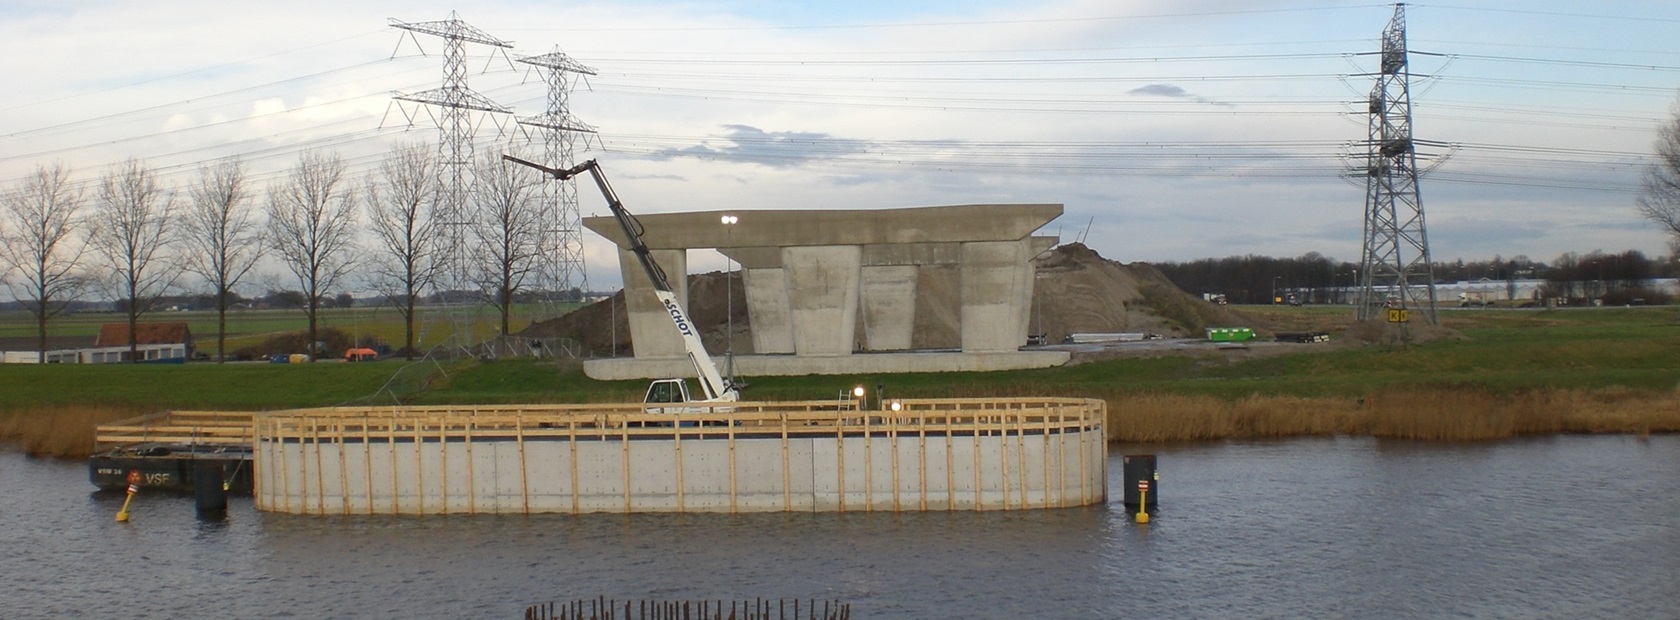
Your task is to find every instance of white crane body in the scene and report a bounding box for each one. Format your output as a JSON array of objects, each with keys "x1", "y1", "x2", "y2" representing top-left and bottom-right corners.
[{"x1": 502, "y1": 155, "x2": 740, "y2": 406}]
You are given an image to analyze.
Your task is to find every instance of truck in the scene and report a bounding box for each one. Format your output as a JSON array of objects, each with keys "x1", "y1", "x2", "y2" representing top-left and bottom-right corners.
[{"x1": 503, "y1": 155, "x2": 741, "y2": 409}]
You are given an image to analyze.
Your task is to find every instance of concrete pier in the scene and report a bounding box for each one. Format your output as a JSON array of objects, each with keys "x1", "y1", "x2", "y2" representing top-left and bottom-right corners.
[{"x1": 621, "y1": 247, "x2": 689, "y2": 359}]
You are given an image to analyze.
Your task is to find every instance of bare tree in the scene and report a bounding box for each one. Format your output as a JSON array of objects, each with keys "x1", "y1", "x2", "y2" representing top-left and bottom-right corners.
[
  {"x1": 1639, "y1": 103, "x2": 1680, "y2": 240},
  {"x1": 472, "y1": 148, "x2": 545, "y2": 336},
  {"x1": 0, "y1": 163, "x2": 89, "y2": 361},
  {"x1": 88, "y1": 158, "x2": 179, "y2": 363},
  {"x1": 365, "y1": 142, "x2": 443, "y2": 359},
  {"x1": 183, "y1": 158, "x2": 262, "y2": 362},
  {"x1": 266, "y1": 151, "x2": 358, "y2": 358}
]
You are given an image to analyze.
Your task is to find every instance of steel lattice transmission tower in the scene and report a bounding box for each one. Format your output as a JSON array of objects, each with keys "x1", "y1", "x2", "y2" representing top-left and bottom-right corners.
[
  {"x1": 1356, "y1": 3, "x2": 1439, "y2": 325},
  {"x1": 516, "y1": 47, "x2": 597, "y2": 311},
  {"x1": 390, "y1": 12, "x2": 514, "y2": 352}
]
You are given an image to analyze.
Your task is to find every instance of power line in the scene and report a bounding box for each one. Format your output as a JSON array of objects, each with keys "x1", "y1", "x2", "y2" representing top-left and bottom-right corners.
[
  {"x1": 1417, "y1": 3, "x2": 1680, "y2": 25},
  {"x1": 495, "y1": 4, "x2": 1387, "y2": 33},
  {"x1": 0, "y1": 29, "x2": 391, "y2": 113},
  {"x1": 2, "y1": 59, "x2": 433, "y2": 140},
  {"x1": 582, "y1": 52, "x2": 1348, "y2": 67}
]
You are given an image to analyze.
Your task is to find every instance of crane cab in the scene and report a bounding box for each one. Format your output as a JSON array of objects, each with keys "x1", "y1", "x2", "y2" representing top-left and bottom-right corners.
[{"x1": 643, "y1": 378, "x2": 693, "y2": 413}]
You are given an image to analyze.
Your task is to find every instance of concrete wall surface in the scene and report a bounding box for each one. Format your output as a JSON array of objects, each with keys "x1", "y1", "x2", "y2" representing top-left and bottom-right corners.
[
  {"x1": 254, "y1": 428, "x2": 1107, "y2": 515},
  {"x1": 859, "y1": 265, "x2": 918, "y2": 351},
  {"x1": 961, "y1": 239, "x2": 1032, "y2": 353},
  {"x1": 742, "y1": 267, "x2": 794, "y2": 354},
  {"x1": 584, "y1": 204, "x2": 1063, "y2": 251},
  {"x1": 621, "y1": 248, "x2": 689, "y2": 359},
  {"x1": 783, "y1": 246, "x2": 862, "y2": 357}
]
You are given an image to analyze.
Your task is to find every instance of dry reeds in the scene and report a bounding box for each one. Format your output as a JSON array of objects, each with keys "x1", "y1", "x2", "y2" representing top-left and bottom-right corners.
[
  {"x1": 1107, "y1": 385, "x2": 1680, "y2": 442},
  {"x1": 0, "y1": 406, "x2": 141, "y2": 459},
  {"x1": 5, "y1": 385, "x2": 1677, "y2": 461},
  {"x1": 1108, "y1": 393, "x2": 1357, "y2": 441}
]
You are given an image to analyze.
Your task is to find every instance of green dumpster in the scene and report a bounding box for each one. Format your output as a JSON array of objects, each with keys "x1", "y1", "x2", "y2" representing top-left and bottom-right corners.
[{"x1": 1206, "y1": 327, "x2": 1255, "y2": 342}]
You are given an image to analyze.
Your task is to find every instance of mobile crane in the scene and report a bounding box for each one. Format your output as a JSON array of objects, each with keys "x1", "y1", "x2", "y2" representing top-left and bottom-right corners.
[{"x1": 502, "y1": 155, "x2": 741, "y2": 407}]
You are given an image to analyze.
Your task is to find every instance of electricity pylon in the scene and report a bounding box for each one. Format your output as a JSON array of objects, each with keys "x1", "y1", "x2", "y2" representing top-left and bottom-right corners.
[
  {"x1": 1356, "y1": 3, "x2": 1439, "y2": 325},
  {"x1": 517, "y1": 47, "x2": 598, "y2": 317},
  {"x1": 390, "y1": 12, "x2": 514, "y2": 354}
]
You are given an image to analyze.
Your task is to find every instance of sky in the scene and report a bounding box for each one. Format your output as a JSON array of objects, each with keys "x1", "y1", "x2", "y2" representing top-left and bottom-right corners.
[{"x1": 3, "y1": 0, "x2": 1679, "y2": 293}]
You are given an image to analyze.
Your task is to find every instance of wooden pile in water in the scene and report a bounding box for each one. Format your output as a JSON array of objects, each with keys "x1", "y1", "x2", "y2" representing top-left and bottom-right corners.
[{"x1": 524, "y1": 597, "x2": 849, "y2": 620}]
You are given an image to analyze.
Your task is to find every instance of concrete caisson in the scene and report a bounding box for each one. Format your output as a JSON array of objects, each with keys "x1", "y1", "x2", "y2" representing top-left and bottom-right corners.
[{"x1": 253, "y1": 399, "x2": 1108, "y2": 515}]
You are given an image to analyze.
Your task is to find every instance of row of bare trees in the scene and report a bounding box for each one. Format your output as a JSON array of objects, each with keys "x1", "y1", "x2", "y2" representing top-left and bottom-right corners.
[{"x1": 0, "y1": 143, "x2": 552, "y2": 362}]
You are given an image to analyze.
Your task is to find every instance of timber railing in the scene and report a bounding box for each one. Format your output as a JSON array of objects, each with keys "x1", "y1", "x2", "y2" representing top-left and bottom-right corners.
[
  {"x1": 94, "y1": 398, "x2": 1105, "y2": 452},
  {"x1": 249, "y1": 397, "x2": 1105, "y2": 442},
  {"x1": 94, "y1": 410, "x2": 257, "y2": 451}
]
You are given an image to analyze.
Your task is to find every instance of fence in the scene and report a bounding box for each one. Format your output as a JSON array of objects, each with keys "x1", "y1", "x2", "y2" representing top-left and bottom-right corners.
[{"x1": 95, "y1": 410, "x2": 256, "y2": 451}]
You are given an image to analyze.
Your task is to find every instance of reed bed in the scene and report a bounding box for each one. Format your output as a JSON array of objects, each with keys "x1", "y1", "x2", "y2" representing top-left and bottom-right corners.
[
  {"x1": 10, "y1": 385, "x2": 1677, "y2": 463},
  {"x1": 1106, "y1": 385, "x2": 1680, "y2": 442},
  {"x1": 0, "y1": 406, "x2": 144, "y2": 459}
]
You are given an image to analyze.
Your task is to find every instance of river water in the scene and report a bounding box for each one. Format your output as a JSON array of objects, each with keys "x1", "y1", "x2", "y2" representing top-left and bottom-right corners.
[{"x1": 3, "y1": 435, "x2": 1677, "y2": 619}]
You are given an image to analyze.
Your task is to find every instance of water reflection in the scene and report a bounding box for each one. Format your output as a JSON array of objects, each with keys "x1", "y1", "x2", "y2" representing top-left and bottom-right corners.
[{"x1": 3, "y1": 436, "x2": 1676, "y2": 618}]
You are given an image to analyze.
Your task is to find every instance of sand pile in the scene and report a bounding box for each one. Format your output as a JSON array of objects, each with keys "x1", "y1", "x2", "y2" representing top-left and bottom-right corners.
[
  {"x1": 522, "y1": 243, "x2": 1247, "y2": 355},
  {"x1": 1026, "y1": 243, "x2": 1250, "y2": 342}
]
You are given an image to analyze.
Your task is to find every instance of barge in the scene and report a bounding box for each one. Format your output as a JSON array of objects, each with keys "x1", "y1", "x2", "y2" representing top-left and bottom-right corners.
[
  {"x1": 91, "y1": 443, "x2": 254, "y2": 493},
  {"x1": 91, "y1": 410, "x2": 256, "y2": 493}
]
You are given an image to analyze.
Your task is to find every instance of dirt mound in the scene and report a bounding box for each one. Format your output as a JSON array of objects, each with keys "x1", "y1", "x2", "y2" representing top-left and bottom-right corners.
[
  {"x1": 1030, "y1": 243, "x2": 1251, "y2": 341},
  {"x1": 521, "y1": 243, "x2": 1248, "y2": 353}
]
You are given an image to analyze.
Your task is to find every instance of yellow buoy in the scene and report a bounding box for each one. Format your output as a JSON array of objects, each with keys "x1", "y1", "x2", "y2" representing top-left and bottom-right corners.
[
  {"x1": 1135, "y1": 480, "x2": 1150, "y2": 524},
  {"x1": 116, "y1": 483, "x2": 138, "y2": 523}
]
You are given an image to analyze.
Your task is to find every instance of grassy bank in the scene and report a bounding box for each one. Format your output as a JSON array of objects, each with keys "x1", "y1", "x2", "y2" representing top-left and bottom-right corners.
[
  {"x1": 1105, "y1": 387, "x2": 1680, "y2": 442},
  {"x1": 4, "y1": 306, "x2": 1678, "y2": 457},
  {"x1": 0, "y1": 302, "x2": 578, "y2": 358}
]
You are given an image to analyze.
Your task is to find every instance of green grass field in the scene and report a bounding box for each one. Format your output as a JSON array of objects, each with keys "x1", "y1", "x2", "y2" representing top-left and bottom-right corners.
[
  {"x1": 5, "y1": 305, "x2": 1678, "y2": 456},
  {"x1": 2, "y1": 305, "x2": 1674, "y2": 411},
  {"x1": 0, "y1": 302, "x2": 581, "y2": 356}
]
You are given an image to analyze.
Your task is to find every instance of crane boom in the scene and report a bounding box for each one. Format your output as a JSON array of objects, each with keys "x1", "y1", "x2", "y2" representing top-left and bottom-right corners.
[{"x1": 502, "y1": 155, "x2": 739, "y2": 402}]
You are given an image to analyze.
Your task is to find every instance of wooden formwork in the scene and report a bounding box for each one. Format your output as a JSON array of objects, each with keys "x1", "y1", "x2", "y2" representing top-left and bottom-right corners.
[
  {"x1": 251, "y1": 397, "x2": 1108, "y2": 515},
  {"x1": 95, "y1": 410, "x2": 256, "y2": 451}
]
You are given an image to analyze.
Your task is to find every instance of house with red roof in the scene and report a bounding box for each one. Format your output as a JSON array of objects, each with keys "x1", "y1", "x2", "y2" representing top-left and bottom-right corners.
[{"x1": 90, "y1": 322, "x2": 194, "y2": 363}]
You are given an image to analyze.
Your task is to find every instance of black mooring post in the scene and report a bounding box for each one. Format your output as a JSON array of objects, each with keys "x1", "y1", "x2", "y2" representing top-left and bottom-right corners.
[
  {"x1": 1122, "y1": 454, "x2": 1158, "y2": 511},
  {"x1": 193, "y1": 460, "x2": 228, "y2": 519}
]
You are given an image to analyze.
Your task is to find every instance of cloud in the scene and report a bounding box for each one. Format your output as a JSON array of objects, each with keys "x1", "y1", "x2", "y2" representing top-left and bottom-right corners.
[
  {"x1": 1129, "y1": 84, "x2": 1190, "y2": 98},
  {"x1": 1127, "y1": 83, "x2": 1233, "y2": 107},
  {"x1": 644, "y1": 124, "x2": 873, "y2": 169},
  {"x1": 621, "y1": 172, "x2": 688, "y2": 182}
]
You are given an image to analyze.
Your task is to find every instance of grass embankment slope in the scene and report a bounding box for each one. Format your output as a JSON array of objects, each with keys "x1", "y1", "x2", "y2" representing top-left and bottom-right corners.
[
  {"x1": 3, "y1": 306, "x2": 1678, "y2": 457},
  {"x1": 0, "y1": 303, "x2": 577, "y2": 359}
]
